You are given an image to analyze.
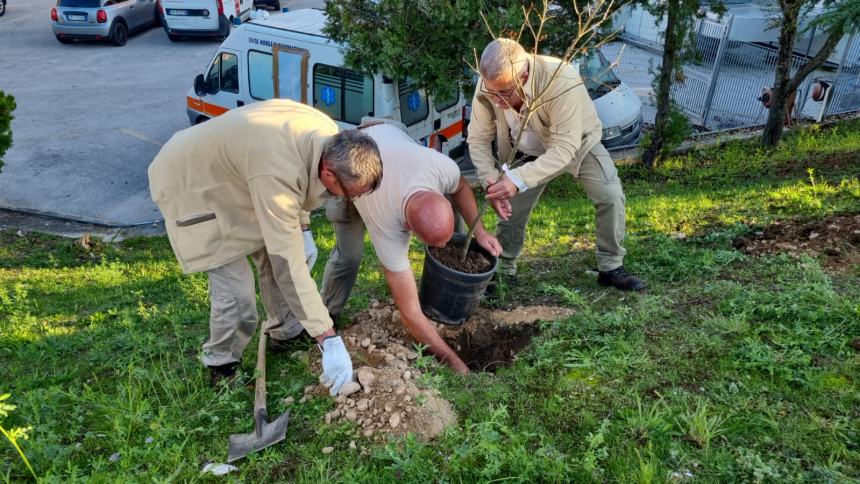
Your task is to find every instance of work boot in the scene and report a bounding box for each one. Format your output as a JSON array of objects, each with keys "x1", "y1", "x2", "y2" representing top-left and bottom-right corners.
[
  {"x1": 208, "y1": 362, "x2": 239, "y2": 388},
  {"x1": 484, "y1": 271, "x2": 517, "y2": 298},
  {"x1": 267, "y1": 331, "x2": 314, "y2": 353},
  {"x1": 597, "y1": 266, "x2": 646, "y2": 291}
]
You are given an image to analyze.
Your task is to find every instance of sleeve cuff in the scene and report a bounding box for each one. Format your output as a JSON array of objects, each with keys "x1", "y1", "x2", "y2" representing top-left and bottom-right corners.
[{"x1": 502, "y1": 164, "x2": 529, "y2": 193}]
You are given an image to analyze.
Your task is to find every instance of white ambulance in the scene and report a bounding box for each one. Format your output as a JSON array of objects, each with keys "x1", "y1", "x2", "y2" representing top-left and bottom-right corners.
[
  {"x1": 161, "y1": 0, "x2": 251, "y2": 42},
  {"x1": 185, "y1": 8, "x2": 467, "y2": 158}
]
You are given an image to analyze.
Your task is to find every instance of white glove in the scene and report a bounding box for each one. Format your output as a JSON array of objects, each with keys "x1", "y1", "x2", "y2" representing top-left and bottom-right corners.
[
  {"x1": 319, "y1": 336, "x2": 353, "y2": 396},
  {"x1": 303, "y1": 230, "x2": 318, "y2": 269}
]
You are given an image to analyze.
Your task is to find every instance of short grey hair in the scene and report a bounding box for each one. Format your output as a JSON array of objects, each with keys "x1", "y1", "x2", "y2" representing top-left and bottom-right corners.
[
  {"x1": 479, "y1": 38, "x2": 529, "y2": 82},
  {"x1": 323, "y1": 130, "x2": 383, "y2": 192}
]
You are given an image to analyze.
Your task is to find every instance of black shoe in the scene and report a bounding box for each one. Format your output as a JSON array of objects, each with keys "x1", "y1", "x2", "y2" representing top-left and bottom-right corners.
[
  {"x1": 484, "y1": 272, "x2": 517, "y2": 298},
  {"x1": 267, "y1": 331, "x2": 314, "y2": 353},
  {"x1": 597, "y1": 266, "x2": 646, "y2": 291},
  {"x1": 208, "y1": 362, "x2": 239, "y2": 388}
]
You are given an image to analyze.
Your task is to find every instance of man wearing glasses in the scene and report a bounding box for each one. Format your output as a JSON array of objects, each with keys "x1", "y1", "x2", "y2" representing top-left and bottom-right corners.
[
  {"x1": 319, "y1": 120, "x2": 503, "y2": 374},
  {"x1": 468, "y1": 38, "x2": 645, "y2": 291},
  {"x1": 148, "y1": 99, "x2": 383, "y2": 394}
]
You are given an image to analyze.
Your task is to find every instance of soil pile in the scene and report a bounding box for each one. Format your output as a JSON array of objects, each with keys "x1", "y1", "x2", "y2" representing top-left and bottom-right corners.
[
  {"x1": 303, "y1": 301, "x2": 575, "y2": 439},
  {"x1": 733, "y1": 214, "x2": 860, "y2": 269},
  {"x1": 428, "y1": 244, "x2": 492, "y2": 273}
]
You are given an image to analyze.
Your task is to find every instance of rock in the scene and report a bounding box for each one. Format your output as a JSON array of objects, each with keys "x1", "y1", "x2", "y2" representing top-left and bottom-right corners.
[
  {"x1": 384, "y1": 403, "x2": 394, "y2": 412},
  {"x1": 357, "y1": 367, "x2": 376, "y2": 389},
  {"x1": 299, "y1": 396, "x2": 308, "y2": 404},
  {"x1": 395, "y1": 359, "x2": 408, "y2": 370},
  {"x1": 391, "y1": 310, "x2": 401, "y2": 323},
  {"x1": 827, "y1": 224, "x2": 840, "y2": 231},
  {"x1": 371, "y1": 299, "x2": 380, "y2": 308},
  {"x1": 284, "y1": 396, "x2": 295, "y2": 405},
  {"x1": 363, "y1": 429, "x2": 374, "y2": 437},
  {"x1": 349, "y1": 441, "x2": 357, "y2": 449},
  {"x1": 384, "y1": 354, "x2": 395, "y2": 363},
  {"x1": 395, "y1": 384, "x2": 406, "y2": 395},
  {"x1": 406, "y1": 351, "x2": 419, "y2": 361},
  {"x1": 304, "y1": 385, "x2": 315, "y2": 394},
  {"x1": 347, "y1": 336, "x2": 357, "y2": 345},
  {"x1": 357, "y1": 398, "x2": 370, "y2": 411},
  {"x1": 347, "y1": 398, "x2": 355, "y2": 407},
  {"x1": 345, "y1": 410, "x2": 358, "y2": 421},
  {"x1": 809, "y1": 232, "x2": 820, "y2": 240},
  {"x1": 402, "y1": 371, "x2": 412, "y2": 380},
  {"x1": 322, "y1": 446, "x2": 334, "y2": 454},
  {"x1": 389, "y1": 412, "x2": 401, "y2": 428},
  {"x1": 368, "y1": 344, "x2": 376, "y2": 353},
  {"x1": 336, "y1": 395, "x2": 346, "y2": 404},
  {"x1": 290, "y1": 350, "x2": 307, "y2": 360},
  {"x1": 405, "y1": 395, "x2": 412, "y2": 402},
  {"x1": 360, "y1": 338, "x2": 371, "y2": 348},
  {"x1": 340, "y1": 382, "x2": 361, "y2": 397}
]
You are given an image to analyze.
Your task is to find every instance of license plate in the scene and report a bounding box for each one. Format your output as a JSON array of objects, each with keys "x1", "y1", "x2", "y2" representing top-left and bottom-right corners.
[
  {"x1": 67, "y1": 14, "x2": 86, "y2": 20},
  {"x1": 168, "y1": 9, "x2": 188, "y2": 15}
]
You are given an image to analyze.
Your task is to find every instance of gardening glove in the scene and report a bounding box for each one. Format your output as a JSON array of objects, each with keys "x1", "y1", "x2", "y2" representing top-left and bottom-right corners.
[
  {"x1": 303, "y1": 229, "x2": 318, "y2": 269},
  {"x1": 319, "y1": 336, "x2": 353, "y2": 396}
]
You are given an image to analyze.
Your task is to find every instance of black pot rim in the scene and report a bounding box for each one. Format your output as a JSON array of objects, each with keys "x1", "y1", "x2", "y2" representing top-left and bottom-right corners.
[{"x1": 423, "y1": 233, "x2": 499, "y2": 278}]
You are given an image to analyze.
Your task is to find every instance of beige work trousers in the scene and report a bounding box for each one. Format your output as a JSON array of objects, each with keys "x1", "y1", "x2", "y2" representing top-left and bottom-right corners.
[
  {"x1": 320, "y1": 198, "x2": 366, "y2": 318},
  {"x1": 498, "y1": 143, "x2": 627, "y2": 275},
  {"x1": 201, "y1": 248, "x2": 304, "y2": 367}
]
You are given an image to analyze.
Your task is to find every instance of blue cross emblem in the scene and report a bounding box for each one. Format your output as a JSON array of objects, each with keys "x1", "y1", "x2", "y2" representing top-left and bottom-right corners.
[
  {"x1": 321, "y1": 86, "x2": 337, "y2": 107},
  {"x1": 407, "y1": 91, "x2": 422, "y2": 112}
]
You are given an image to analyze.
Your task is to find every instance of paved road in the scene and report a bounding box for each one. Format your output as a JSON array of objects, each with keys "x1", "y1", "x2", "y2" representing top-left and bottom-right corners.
[{"x1": 0, "y1": 0, "x2": 322, "y2": 226}]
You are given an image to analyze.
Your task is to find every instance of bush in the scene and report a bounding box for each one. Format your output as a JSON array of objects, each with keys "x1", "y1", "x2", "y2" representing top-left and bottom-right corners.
[{"x1": 0, "y1": 90, "x2": 16, "y2": 174}]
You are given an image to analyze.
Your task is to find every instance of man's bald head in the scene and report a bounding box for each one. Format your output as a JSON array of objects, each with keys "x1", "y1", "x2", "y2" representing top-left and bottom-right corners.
[{"x1": 404, "y1": 191, "x2": 454, "y2": 248}]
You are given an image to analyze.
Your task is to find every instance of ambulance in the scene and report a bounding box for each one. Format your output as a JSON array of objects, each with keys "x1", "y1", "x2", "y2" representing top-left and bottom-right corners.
[
  {"x1": 161, "y1": 0, "x2": 251, "y2": 42},
  {"x1": 185, "y1": 8, "x2": 467, "y2": 158}
]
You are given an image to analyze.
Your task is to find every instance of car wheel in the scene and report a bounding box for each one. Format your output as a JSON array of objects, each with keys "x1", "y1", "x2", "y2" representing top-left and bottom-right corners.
[
  {"x1": 167, "y1": 32, "x2": 180, "y2": 42},
  {"x1": 110, "y1": 21, "x2": 128, "y2": 46},
  {"x1": 0, "y1": 0, "x2": 6, "y2": 17},
  {"x1": 56, "y1": 35, "x2": 74, "y2": 44}
]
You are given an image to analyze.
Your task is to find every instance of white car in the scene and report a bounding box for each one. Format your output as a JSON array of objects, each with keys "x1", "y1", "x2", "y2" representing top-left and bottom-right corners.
[{"x1": 576, "y1": 48, "x2": 643, "y2": 148}]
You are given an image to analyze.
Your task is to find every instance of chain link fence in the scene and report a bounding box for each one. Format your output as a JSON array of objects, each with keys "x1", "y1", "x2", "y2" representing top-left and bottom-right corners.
[{"x1": 604, "y1": 9, "x2": 860, "y2": 132}]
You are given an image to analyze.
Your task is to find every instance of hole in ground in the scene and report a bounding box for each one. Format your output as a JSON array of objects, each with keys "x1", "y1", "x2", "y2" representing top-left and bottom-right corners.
[{"x1": 442, "y1": 323, "x2": 541, "y2": 373}]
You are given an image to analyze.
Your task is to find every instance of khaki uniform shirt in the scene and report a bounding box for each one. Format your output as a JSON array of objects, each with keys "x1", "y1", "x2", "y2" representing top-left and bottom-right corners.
[
  {"x1": 468, "y1": 54, "x2": 603, "y2": 188},
  {"x1": 148, "y1": 99, "x2": 337, "y2": 336}
]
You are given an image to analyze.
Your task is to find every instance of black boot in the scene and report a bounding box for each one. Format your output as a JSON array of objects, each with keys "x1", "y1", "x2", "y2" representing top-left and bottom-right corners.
[
  {"x1": 208, "y1": 362, "x2": 239, "y2": 388},
  {"x1": 267, "y1": 331, "x2": 314, "y2": 353},
  {"x1": 597, "y1": 266, "x2": 646, "y2": 291}
]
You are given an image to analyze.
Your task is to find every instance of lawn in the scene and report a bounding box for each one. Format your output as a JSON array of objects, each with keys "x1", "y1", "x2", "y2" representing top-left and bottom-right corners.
[{"x1": 2, "y1": 121, "x2": 859, "y2": 482}]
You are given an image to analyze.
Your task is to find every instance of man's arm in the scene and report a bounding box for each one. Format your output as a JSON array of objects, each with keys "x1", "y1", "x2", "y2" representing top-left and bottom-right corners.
[
  {"x1": 467, "y1": 93, "x2": 503, "y2": 184},
  {"x1": 449, "y1": 177, "x2": 503, "y2": 256},
  {"x1": 383, "y1": 267, "x2": 470, "y2": 374}
]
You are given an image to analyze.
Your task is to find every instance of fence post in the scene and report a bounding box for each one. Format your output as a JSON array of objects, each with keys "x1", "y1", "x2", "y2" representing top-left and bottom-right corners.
[
  {"x1": 824, "y1": 33, "x2": 856, "y2": 117},
  {"x1": 701, "y1": 14, "x2": 734, "y2": 129}
]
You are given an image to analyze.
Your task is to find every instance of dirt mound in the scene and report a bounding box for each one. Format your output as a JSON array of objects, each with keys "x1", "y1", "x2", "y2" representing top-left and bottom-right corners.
[
  {"x1": 302, "y1": 302, "x2": 574, "y2": 440},
  {"x1": 733, "y1": 214, "x2": 860, "y2": 269}
]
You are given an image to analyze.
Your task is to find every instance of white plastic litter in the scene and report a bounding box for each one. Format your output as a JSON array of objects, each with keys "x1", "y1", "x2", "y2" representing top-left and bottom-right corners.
[{"x1": 201, "y1": 463, "x2": 239, "y2": 476}]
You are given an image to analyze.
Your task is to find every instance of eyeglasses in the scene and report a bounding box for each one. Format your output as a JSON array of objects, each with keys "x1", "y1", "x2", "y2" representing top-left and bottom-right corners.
[
  {"x1": 480, "y1": 84, "x2": 519, "y2": 100},
  {"x1": 331, "y1": 170, "x2": 367, "y2": 207}
]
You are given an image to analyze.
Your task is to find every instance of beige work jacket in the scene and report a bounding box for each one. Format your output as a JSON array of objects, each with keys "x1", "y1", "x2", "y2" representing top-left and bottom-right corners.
[
  {"x1": 468, "y1": 54, "x2": 603, "y2": 188},
  {"x1": 148, "y1": 99, "x2": 337, "y2": 336}
]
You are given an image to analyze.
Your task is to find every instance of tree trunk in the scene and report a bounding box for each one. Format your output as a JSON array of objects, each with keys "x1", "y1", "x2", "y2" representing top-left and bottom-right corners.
[
  {"x1": 642, "y1": 0, "x2": 680, "y2": 168},
  {"x1": 762, "y1": 1, "x2": 801, "y2": 148}
]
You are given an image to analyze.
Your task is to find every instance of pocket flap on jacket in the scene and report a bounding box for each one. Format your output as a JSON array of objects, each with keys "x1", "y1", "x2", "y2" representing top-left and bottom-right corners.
[{"x1": 176, "y1": 212, "x2": 216, "y2": 227}]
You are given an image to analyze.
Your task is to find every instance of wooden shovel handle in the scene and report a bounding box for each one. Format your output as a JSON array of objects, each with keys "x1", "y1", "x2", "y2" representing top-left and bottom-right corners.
[{"x1": 254, "y1": 331, "x2": 268, "y2": 415}]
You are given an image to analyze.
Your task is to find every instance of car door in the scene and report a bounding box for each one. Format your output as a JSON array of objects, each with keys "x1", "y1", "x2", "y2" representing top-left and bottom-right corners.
[
  {"x1": 124, "y1": 0, "x2": 144, "y2": 29},
  {"x1": 199, "y1": 49, "x2": 244, "y2": 116}
]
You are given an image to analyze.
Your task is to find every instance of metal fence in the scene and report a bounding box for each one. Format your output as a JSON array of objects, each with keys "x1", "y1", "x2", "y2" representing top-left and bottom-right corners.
[{"x1": 607, "y1": 11, "x2": 860, "y2": 131}]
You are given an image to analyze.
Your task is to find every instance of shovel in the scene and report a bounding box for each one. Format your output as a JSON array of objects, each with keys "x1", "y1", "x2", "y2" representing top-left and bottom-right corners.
[{"x1": 227, "y1": 331, "x2": 289, "y2": 462}]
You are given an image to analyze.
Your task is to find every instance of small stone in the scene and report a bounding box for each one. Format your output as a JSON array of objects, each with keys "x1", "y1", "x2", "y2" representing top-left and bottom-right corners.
[
  {"x1": 299, "y1": 396, "x2": 308, "y2": 404},
  {"x1": 336, "y1": 395, "x2": 346, "y2": 404},
  {"x1": 322, "y1": 446, "x2": 334, "y2": 454},
  {"x1": 384, "y1": 403, "x2": 394, "y2": 412},
  {"x1": 347, "y1": 336, "x2": 357, "y2": 345},
  {"x1": 406, "y1": 351, "x2": 419, "y2": 361},
  {"x1": 395, "y1": 359, "x2": 408, "y2": 370},
  {"x1": 304, "y1": 385, "x2": 315, "y2": 394},
  {"x1": 357, "y1": 398, "x2": 370, "y2": 411},
  {"x1": 391, "y1": 310, "x2": 400, "y2": 323},
  {"x1": 331, "y1": 409, "x2": 341, "y2": 419},
  {"x1": 827, "y1": 224, "x2": 840, "y2": 231},
  {"x1": 340, "y1": 381, "x2": 362, "y2": 397},
  {"x1": 395, "y1": 384, "x2": 406, "y2": 395},
  {"x1": 809, "y1": 232, "x2": 820, "y2": 240},
  {"x1": 389, "y1": 412, "x2": 401, "y2": 428},
  {"x1": 347, "y1": 398, "x2": 355, "y2": 407},
  {"x1": 361, "y1": 338, "x2": 371, "y2": 348},
  {"x1": 325, "y1": 413, "x2": 333, "y2": 424},
  {"x1": 349, "y1": 441, "x2": 357, "y2": 449},
  {"x1": 402, "y1": 371, "x2": 412, "y2": 380},
  {"x1": 368, "y1": 344, "x2": 376, "y2": 353},
  {"x1": 371, "y1": 300, "x2": 380, "y2": 308},
  {"x1": 345, "y1": 410, "x2": 358, "y2": 421},
  {"x1": 357, "y1": 367, "x2": 376, "y2": 389},
  {"x1": 363, "y1": 429, "x2": 374, "y2": 437},
  {"x1": 405, "y1": 395, "x2": 412, "y2": 402},
  {"x1": 384, "y1": 354, "x2": 395, "y2": 363},
  {"x1": 284, "y1": 396, "x2": 295, "y2": 405},
  {"x1": 109, "y1": 453, "x2": 120, "y2": 462}
]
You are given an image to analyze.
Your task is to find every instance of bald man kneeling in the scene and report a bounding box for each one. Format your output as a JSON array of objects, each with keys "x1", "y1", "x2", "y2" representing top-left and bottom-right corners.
[{"x1": 319, "y1": 121, "x2": 502, "y2": 374}]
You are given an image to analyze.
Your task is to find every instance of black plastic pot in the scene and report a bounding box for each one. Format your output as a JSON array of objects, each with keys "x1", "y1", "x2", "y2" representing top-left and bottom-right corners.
[{"x1": 419, "y1": 233, "x2": 498, "y2": 325}]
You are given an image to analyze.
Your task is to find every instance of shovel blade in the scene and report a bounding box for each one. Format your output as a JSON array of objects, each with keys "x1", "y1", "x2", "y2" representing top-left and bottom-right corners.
[{"x1": 227, "y1": 411, "x2": 289, "y2": 463}]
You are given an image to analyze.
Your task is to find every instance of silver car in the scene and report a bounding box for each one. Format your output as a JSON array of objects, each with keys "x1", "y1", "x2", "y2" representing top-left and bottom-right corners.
[{"x1": 51, "y1": 0, "x2": 161, "y2": 46}]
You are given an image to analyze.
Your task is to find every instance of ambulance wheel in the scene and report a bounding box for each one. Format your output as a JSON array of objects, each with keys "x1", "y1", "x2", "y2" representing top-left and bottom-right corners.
[{"x1": 109, "y1": 21, "x2": 128, "y2": 46}]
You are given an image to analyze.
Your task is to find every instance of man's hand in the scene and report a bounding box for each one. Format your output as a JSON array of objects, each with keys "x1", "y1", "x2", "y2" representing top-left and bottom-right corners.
[
  {"x1": 302, "y1": 229, "x2": 318, "y2": 269},
  {"x1": 475, "y1": 230, "x2": 502, "y2": 257},
  {"x1": 319, "y1": 335, "x2": 353, "y2": 396},
  {"x1": 486, "y1": 175, "x2": 519, "y2": 200},
  {"x1": 489, "y1": 197, "x2": 512, "y2": 221}
]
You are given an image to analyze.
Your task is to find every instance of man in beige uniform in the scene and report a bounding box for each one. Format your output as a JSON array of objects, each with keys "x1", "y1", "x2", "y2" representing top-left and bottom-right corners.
[
  {"x1": 321, "y1": 122, "x2": 502, "y2": 374},
  {"x1": 469, "y1": 39, "x2": 645, "y2": 291},
  {"x1": 148, "y1": 99, "x2": 383, "y2": 394}
]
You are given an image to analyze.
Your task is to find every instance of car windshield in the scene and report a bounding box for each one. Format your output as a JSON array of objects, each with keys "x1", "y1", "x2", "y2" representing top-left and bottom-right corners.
[
  {"x1": 578, "y1": 49, "x2": 622, "y2": 100},
  {"x1": 59, "y1": 0, "x2": 102, "y2": 7}
]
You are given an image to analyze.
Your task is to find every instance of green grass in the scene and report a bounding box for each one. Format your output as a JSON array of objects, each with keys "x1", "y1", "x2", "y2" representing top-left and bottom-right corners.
[{"x1": 2, "y1": 120, "x2": 859, "y2": 482}]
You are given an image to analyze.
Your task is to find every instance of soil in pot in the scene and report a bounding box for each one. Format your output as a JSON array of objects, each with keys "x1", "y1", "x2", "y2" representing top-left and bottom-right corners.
[{"x1": 428, "y1": 243, "x2": 492, "y2": 274}]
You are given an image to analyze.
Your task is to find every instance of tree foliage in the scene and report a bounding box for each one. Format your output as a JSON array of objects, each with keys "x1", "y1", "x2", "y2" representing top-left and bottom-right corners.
[
  {"x1": 761, "y1": 0, "x2": 860, "y2": 147},
  {"x1": 0, "y1": 90, "x2": 15, "y2": 174}
]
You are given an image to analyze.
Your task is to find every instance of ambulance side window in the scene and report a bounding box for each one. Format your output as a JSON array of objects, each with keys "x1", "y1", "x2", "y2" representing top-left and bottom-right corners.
[
  {"x1": 248, "y1": 50, "x2": 274, "y2": 100},
  {"x1": 434, "y1": 90, "x2": 459, "y2": 113},
  {"x1": 205, "y1": 54, "x2": 221, "y2": 94},
  {"x1": 313, "y1": 64, "x2": 374, "y2": 125},
  {"x1": 398, "y1": 80, "x2": 428, "y2": 126},
  {"x1": 221, "y1": 53, "x2": 239, "y2": 94}
]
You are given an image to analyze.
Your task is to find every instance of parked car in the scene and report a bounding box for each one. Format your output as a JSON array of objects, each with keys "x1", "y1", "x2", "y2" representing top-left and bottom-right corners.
[
  {"x1": 161, "y1": 0, "x2": 251, "y2": 42},
  {"x1": 575, "y1": 48, "x2": 643, "y2": 148},
  {"x1": 0, "y1": 0, "x2": 7, "y2": 17},
  {"x1": 51, "y1": 0, "x2": 160, "y2": 46}
]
